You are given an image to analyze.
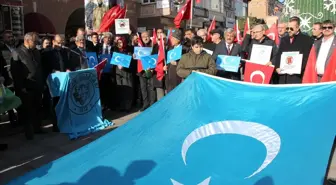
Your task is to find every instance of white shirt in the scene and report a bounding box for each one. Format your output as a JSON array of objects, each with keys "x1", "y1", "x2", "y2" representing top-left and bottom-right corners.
[
  {"x1": 103, "y1": 44, "x2": 111, "y2": 54},
  {"x1": 316, "y1": 36, "x2": 334, "y2": 75}
]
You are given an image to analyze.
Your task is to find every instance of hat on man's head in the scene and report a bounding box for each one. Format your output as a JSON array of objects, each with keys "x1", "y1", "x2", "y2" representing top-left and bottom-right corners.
[
  {"x1": 210, "y1": 28, "x2": 224, "y2": 37},
  {"x1": 171, "y1": 30, "x2": 182, "y2": 40}
]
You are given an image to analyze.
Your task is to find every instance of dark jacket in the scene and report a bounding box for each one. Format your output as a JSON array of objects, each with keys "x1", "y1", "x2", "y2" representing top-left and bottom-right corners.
[
  {"x1": 68, "y1": 47, "x2": 89, "y2": 71},
  {"x1": 177, "y1": 50, "x2": 217, "y2": 79},
  {"x1": 246, "y1": 35, "x2": 278, "y2": 64},
  {"x1": 165, "y1": 44, "x2": 189, "y2": 92},
  {"x1": 212, "y1": 41, "x2": 244, "y2": 80},
  {"x1": 41, "y1": 47, "x2": 69, "y2": 78},
  {"x1": 275, "y1": 32, "x2": 313, "y2": 84},
  {"x1": 10, "y1": 45, "x2": 44, "y2": 92}
]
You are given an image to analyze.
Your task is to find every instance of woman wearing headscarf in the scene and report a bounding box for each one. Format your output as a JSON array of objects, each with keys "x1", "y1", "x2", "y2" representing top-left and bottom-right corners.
[{"x1": 114, "y1": 36, "x2": 134, "y2": 112}]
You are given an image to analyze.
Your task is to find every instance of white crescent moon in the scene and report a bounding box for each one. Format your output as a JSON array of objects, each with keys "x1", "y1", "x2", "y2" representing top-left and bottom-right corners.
[
  {"x1": 250, "y1": 70, "x2": 266, "y2": 84},
  {"x1": 150, "y1": 57, "x2": 157, "y2": 66},
  {"x1": 114, "y1": 56, "x2": 121, "y2": 63},
  {"x1": 267, "y1": 33, "x2": 275, "y2": 40},
  {"x1": 89, "y1": 56, "x2": 96, "y2": 64},
  {"x1": 181, "y1": 120, "x2": 281, "y2": 178}
]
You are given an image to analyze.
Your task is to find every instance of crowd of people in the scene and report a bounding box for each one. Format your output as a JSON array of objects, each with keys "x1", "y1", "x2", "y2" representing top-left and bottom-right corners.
[{"x1": 0, "y1": 16, "x2": 335, "y2": 147}]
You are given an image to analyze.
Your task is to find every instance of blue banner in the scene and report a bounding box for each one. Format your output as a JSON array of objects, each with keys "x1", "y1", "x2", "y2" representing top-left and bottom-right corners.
[
  {"x1": 99, "y1": 54, "x2": 112, "y2": 73},
  {"x1": 141, "y1": 54, "x2": 158, "y2": 70},
  {"x1": 48, "y1": 69, "x2": 112, "y2": 139},
  {"x1": 216, "y1": 55, "x2": 241, "y2": 72},
  {"x1": 47, "y1": 72, "x2": 68, "y2": 97},
  {"x1": 134, "y1": 47, "x2": 152, "y2": 59},
  {"x1": 111, "y1": 52, "x2": 132, "y2": 68},
  {"x1": 167, "y1": 45, "x2": 182, "y2": 64},
  {"x1": 86, "y1": 52, "x2": 98, "y2": 68},
  {"x1": 7, "y1": 72, "x2": 336, "y2": 185}
]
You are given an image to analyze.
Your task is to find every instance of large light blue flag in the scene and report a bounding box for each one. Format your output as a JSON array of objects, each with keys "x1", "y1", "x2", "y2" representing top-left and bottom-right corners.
[
  {"x1": 216, "y1": 55, "x2": 241, "y2": 72},
  {"x1": 111, "y1": 52, "x2": 132, "y2": 68},
  {"x1": 167, "y1": 45, "x2": 182, "y2": 64},
  {"x1": 47, "y1": 72, "x2": 68, "y2": 97},
  {"x1": 134, "y1": 47, "x2": 152, "y2": 59},
  {"x1": 49, "y1": 69, "x2": 112, "y2": 139},
  {"x1": 7, "y1": 72, "x2": 336, "y2": 185},
  {"x1": 141, "y1": 54, "x2": 158, "y2": 70},
  {"x1": 86, "y1": 52, "x2": 98, "y2": 68}
]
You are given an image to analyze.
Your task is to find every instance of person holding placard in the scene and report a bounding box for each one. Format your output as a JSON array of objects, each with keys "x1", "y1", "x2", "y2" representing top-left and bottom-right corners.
[
  {"x1": 164, "y1": 30, "x2": 188, "y2": 93},
  {"x1": 275, "y1": 16, "x2": 313, "y2": 84},
  {"x1": 245, "y1": 24, "x2": 278, "y2": 66},
  {"x1": 114, "y1": 37, "x2": 134, "y2": 112},
  {"x1": 137, "y1": 31, "x2": 155, "y2": 112},
  {"x1": 214, "y1": 28, "x2": 244, "y2": 80}
]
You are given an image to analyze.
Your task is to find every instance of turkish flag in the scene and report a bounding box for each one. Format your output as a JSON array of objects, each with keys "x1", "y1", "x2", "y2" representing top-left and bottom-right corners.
[
  {"x1": 98, "y1": 5, "x2": 121, "y2": 33},
  {"x1": 243, "y1": 17, "x2": 250, "y2": 38},
  {"x1": 137, "y1": 33, "x2": 145, "y2": 73},
  {"x1": 174, "y1": 0, "x2": 192, "y2": 28},
  {"x1": 98, "y1": 5, "x2": 126, "y2": 33},
  {"x1": 152, "y1": 28, "x2": 157, "y2": 45},
  {"x1": 244, "y1": 62, "x2": 274, "y2": 84},
  {"x1": 234, "y1": 20, "x2": 243, "y2": 44},
  {"x1": 266, "y1": 23, "x2": 280, "y2": 45},
  {"x1": 302, "y1": 46, "x2": 318, "y2": 83},
  {"x1": 207, "y1": 16, "x2": 216, "y2": 41},
  {"x1": 321, "y1": 48, "x2": 336, "y2": 82},
  {"x1": 94, "y1": 59, "x2": 107, "y2": 80},
  {"x1": 155, "y1": 37, "x2": 166, "y2": 81}
]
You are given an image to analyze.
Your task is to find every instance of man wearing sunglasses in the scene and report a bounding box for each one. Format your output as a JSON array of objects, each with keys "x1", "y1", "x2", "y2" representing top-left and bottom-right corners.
[
  {"x1": 275, "y1": 16, "x2": 313, "y2": 84},
  {"x1": 314, "y1": 20, "x2": 336, "y2": 82}
]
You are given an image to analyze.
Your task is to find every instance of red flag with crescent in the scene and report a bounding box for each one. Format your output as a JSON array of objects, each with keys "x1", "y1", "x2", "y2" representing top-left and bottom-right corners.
[
  {"x1": 321, "y1": 48, "x2": 336, "y2": 82},
  {"x1": 244, "y1": 62, "x2": 274, "y2": 84}
]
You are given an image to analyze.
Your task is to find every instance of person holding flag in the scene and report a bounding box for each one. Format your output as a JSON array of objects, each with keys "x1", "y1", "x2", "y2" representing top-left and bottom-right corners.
[
  {"x1": 152, "y1": 33, "x2": 168, "y2": 100},
  {"x1": 164, "y1": 30, "x2": 188, "y2": 93},
  {"x1": 114, "y1": 36, "x2": 134, "y2": 112},
  {"x1": 136, "y1": 31, "x2": 155, "y2": 112}
]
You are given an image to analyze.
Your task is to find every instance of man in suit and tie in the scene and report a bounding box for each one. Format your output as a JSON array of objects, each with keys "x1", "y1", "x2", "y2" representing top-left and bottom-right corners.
[
  {"x1": 314, "y1": 20, "x2": 336, "y2": 82},
  {"x1": 212, "y1": 28, "x2": 243, "y2": 80},
  {"x1": 101, "y1": 32, "x2": 113, "y2": 55}
]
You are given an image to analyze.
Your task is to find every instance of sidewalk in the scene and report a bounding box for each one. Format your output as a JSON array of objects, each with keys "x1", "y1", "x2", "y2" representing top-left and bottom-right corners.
[{"x1": 0, "y1": 110, "x2": 139, "y2": 185}]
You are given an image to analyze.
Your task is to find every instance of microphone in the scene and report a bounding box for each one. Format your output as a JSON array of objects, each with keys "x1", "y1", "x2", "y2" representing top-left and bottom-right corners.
[{"x1": 62, "y1": 45, "x2": 87, "y2": 59}]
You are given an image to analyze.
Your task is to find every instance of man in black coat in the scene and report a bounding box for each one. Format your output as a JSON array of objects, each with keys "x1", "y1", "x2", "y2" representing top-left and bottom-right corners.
[
  {"x1": 275, "y1": 16, "x2": 313, "y2": 84},
  {"x1": 212, "y1": 28, "x2": 244, "y2": 80},
  {"x1": 10, "y1": 32, "x2": 45, "y2": 140}
]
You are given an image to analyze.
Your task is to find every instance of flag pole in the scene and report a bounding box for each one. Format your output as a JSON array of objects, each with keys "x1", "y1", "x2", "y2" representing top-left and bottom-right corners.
[{"x1": 189, "y1": 0, "x2": 194, "y2": 28}]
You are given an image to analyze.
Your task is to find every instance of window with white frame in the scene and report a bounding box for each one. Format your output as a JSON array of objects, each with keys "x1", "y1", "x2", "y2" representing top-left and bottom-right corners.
[{"x1": 143, "y1": 0, "x2": 155, "y2": 4}]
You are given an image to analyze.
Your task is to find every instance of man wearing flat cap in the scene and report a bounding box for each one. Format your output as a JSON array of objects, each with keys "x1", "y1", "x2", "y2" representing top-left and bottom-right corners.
[{"x1": 164, "y1": 30, "x2": 189, "y2": 93}]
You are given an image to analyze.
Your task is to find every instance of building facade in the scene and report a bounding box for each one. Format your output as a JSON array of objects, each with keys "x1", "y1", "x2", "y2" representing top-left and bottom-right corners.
[
  {"x1": 248, "y1": 0, "x2": 278, "y2": 19},
  {"x1": 138, "y1": 0, "x2": 236, "y2": 32}
]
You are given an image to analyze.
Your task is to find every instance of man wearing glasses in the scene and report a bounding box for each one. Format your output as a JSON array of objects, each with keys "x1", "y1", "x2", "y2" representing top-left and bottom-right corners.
[
  {"x1": 314, "y1": 20, "x2": 336, "y2": 82},
  {"x1": 275, "y1": 16, "x2": 313, "y2": 84}
]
